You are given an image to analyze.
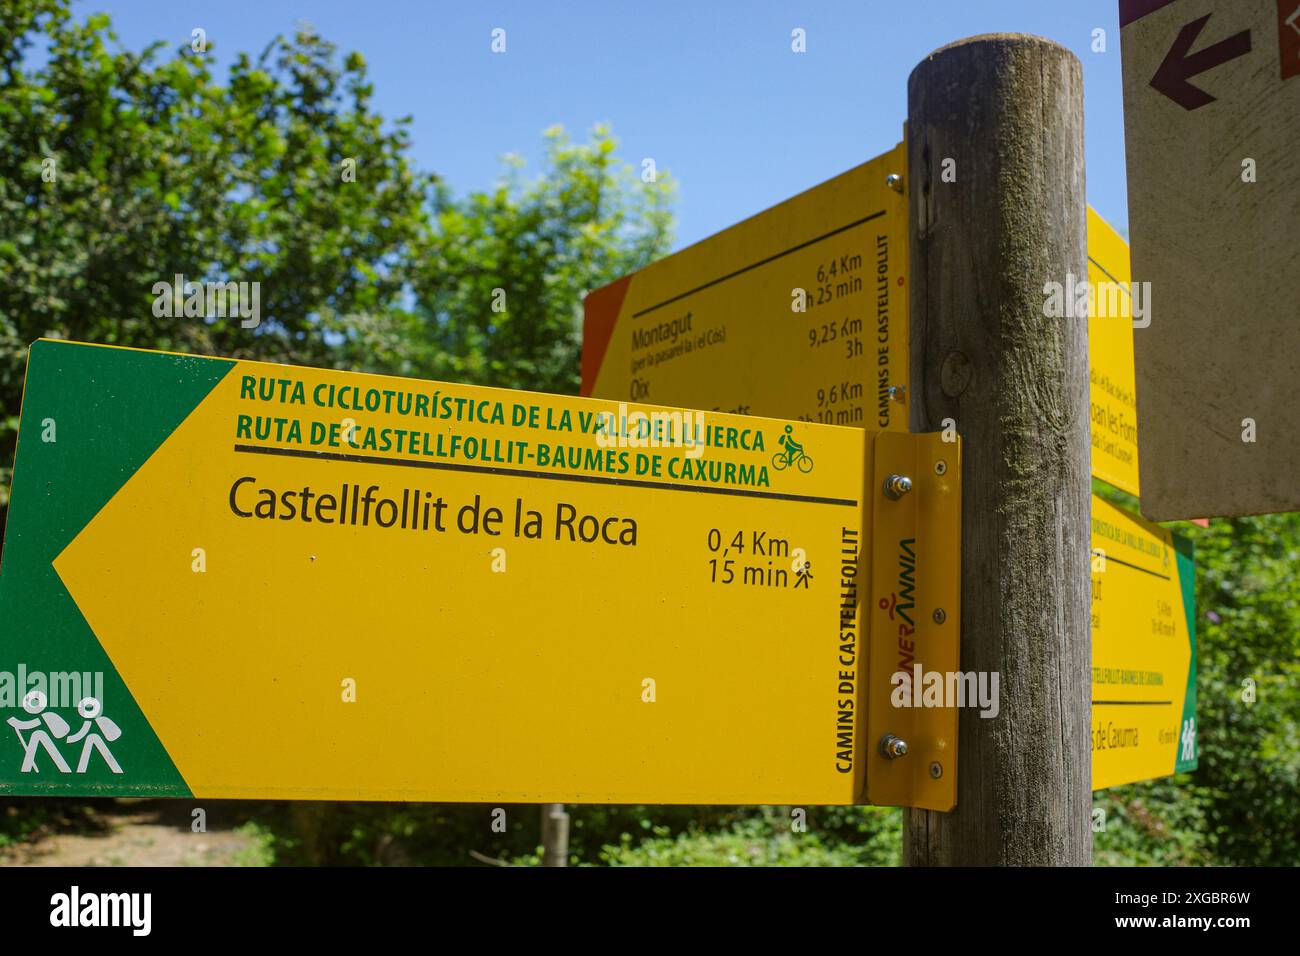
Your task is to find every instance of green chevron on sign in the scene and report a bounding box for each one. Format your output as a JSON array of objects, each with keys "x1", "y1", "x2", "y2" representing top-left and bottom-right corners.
[{"x1": 1, "y1": 341, "x2": 234, "y2": 794}]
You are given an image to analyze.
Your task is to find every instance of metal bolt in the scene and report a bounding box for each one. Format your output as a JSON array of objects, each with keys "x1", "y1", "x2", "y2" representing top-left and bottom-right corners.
[
  {"x1": 880, "y1": 734, "x2": 909, "y2": 759},
  {"x1": 930, "y1": 761, "x2": 943, "y2": 779},
  {"x1": 886, "y1": 173, "x2": 903, "y2": 193},
  {"x1": 932, "y1": 608, "x2": 946, "y2": 625},
  {"x1": 887, "y1": 384, "x2": 907, "y2": 403},
  {"x1": 934, "y1": 460, "x2": 947, "y2": 476},
  {"x1": 883, "y1": 474, "x2": 912, "y2": 500}
]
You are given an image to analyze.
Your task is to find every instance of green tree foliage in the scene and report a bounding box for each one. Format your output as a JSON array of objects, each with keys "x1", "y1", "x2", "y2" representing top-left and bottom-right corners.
[
  {"x1": 1185, "y1": 513, "x2": 1300, "y2": 865},
  {"x1": 0, "y1": 0, "x2": 672, "y2": 535},
  {"x1": 0, "y1": 0, "x2": 430, "y2": 522},
  {"x1": 333, "y1": 124, "x2": 674, "y2": 395},
  {"x1": 261, "y1": 803, "x2": 900, "y2": 867}
]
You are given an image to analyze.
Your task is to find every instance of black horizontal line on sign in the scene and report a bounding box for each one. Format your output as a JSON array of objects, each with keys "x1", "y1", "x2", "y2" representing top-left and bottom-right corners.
[
  {"x1": 1091, "y1": 700, "x2": 1174, "y2": 706},
  {"x1": 631, "y1": 210, "x2": 887, "y2": 318},
  {"x1": 1103, "y1": 553, "x2": 1170, "y2": 581},
  {"x1": 232, "y1": 444, "x2": 859, "y2": 507},
  {"x1": 1087, "y1": 255, "x2": 1130, "y2": 293}
]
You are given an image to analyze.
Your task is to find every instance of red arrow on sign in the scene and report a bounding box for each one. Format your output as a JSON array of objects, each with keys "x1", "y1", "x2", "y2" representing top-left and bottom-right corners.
[{"x1": 1152, "y1": 13, "x2": 1252, "y2": 110}]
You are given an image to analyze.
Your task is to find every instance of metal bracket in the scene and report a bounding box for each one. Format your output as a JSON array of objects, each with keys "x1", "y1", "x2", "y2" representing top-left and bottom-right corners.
[{"x1": 863, "y1": 431, "x2": 961, "y2": 811}]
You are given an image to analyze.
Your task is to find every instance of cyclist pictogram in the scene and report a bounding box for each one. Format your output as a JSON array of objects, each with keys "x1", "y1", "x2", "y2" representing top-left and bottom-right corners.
[{"x1": 772, "y1": 424, "x2": 814, "y2": 474}]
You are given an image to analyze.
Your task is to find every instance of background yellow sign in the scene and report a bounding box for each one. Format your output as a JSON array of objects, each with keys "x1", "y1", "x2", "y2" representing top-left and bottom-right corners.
[
  {"x1": 583, "y1": 165, "x2": 1194, "y2": 790},
  {"x1": 586, "y1": 147, "x2": 1142, "y2": 499},
  {"x1": 584, "y1": 139, "x2": 910, "y2": 432},
  {"x1": 1091, "y1": 497, "x2": 1197, "y2": 788},
  {"x1": 1088, "y1": 208, "x2": 1141, "y2": 498}
]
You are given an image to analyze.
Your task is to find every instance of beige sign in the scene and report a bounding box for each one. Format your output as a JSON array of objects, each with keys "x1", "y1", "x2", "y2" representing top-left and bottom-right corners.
[{"x1": 1120, "y1": 0, "x2": 1300, "y2": 518}]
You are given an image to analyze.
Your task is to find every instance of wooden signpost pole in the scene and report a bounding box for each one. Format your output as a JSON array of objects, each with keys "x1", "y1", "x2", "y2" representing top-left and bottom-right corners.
[
  {"x1": 904, "y1": 35, "x2": 1091, "y2": 865},
  {"x1": 541, "y1": 804, "x2": 570, "y2": 867}
]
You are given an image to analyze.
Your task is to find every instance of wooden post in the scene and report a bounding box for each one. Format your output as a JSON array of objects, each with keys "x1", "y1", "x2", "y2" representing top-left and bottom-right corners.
[
  {"x1": 540, "y1": 803, "x2": 569, "y2": 867},
  {"x1": 904, "y1": 34, "x2": 1091, "y2": 865}
]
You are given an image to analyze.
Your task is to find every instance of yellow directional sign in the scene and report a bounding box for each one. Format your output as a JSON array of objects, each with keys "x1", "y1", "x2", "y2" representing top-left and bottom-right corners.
[
  {"x1": 1086, "y1": 215, "x2": 1199, "y2": 785},
  {"x1": 1087, "y1": 209, "x2": 1141, "y2": 499},
  {"x1": 1091, "y1": 497, "x2": 1197, "y2": 788},
  {"x1": 584, "y1": 138, "x2": 911, "y2": 432},
  {"x1": 586, "y1": 145, "x2": 1141, "y2": 499},
  {"x1": 0, "y1": 340, "x2": 958, "y2": 807}
]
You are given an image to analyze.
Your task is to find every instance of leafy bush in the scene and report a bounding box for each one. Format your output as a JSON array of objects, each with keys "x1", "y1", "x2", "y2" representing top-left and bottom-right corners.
[{"x1": 600, "y1": 809, "x2": 900, "y2": 867}]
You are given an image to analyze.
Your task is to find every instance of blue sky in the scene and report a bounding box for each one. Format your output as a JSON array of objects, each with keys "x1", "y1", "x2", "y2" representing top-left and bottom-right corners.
[{"x1": 76, "y1": 1, "x2": 1129, "y2": 248}]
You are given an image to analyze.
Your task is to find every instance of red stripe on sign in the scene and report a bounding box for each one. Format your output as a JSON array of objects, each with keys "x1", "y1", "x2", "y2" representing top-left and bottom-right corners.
[
  {"x1": 1119, "y1": 0, "x2": 1181, "y2": 27},
  {"x1": 1280, "y1": 0, "x2": 1300, "y2": 80},
  {"x1": 580, "y1": 275, "x2": 632, "y2": 397}
]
